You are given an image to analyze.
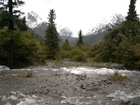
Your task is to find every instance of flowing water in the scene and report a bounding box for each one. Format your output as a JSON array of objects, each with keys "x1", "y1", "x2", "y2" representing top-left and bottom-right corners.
[{"x1": 0, "y1": 65, "x2": 140, "y2": 105}]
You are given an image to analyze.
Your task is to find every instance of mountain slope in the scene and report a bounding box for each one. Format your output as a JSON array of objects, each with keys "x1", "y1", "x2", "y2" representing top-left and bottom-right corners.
[
  {"x1": 83, "y1": 31, "x2": 108, "y2": 45},
  {"x1": 26, "y1": 11, "x2": 107, "y2": 45},
  {"x1": 33, "y1": 22, "x2": 47, "y2": 39}
]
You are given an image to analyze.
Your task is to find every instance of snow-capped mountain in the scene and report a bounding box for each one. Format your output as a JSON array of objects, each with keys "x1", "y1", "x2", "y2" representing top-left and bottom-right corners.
[
  {"x1": 86, "y1": 14, "x2": 125, "y2": 35},
  {"x1": 59, "y1": 27, "x2": 73, "y2": 38},
  {"x1": 25, "y1": 11, "x2": 107, "y2": 45},
  {"x1": 26, "y1": 11, "x2": 43, "y2": 28},
  {"x1": 86, "y1": 23, "x2": 106, "y2": 36}
]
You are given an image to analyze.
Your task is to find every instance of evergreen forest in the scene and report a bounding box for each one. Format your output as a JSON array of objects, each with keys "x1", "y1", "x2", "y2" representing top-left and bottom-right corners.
[{"x1": 0, "y1": 0, "x2": 140, "y2": 70}]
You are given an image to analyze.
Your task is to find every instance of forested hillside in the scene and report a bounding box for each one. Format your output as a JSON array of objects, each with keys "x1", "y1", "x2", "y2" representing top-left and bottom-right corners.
[{"x1": 89, "y1": 0, "x2": 140, "y2": 69}]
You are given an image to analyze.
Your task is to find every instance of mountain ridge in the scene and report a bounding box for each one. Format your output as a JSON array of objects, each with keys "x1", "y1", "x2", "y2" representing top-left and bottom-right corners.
[{"x1": 26, "y1": 11, "x2": 107, "y2": 45}]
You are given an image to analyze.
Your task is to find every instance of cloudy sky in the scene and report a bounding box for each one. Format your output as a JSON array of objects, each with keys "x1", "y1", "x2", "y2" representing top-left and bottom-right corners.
[{"x1": 21, "y1": 0, "x2": 140, "y2": 36}]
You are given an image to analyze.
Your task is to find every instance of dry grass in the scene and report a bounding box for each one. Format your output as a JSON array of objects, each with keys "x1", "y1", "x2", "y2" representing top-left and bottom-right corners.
[
  {"x1": 108, "y1": 72, "x2": 129, "y2": 84},
  {"x1": 76, "y1": 74, "x2": 87, "y2": 80},
  {"x1": 17, "y1": 71, "x2": 33, "y2": 78}
]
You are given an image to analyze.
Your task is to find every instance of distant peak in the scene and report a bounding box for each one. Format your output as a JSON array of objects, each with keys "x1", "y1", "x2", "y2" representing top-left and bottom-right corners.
[
  {"x1": 26, "y1": 11, "x2": 43, "y2": 28},
  {"x1": 27, "y1": 11, "x2": 42, "y2": 21}
]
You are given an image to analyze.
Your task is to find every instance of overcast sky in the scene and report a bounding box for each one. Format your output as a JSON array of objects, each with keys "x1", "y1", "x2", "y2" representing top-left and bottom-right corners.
[{"x1": 21, "y1": 0, "x2": 140, "y2": 36}]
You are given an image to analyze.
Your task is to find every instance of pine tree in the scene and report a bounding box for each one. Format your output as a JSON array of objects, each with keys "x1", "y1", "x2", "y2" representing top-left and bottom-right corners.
[
  {"x1": 0, "y1": 0, "x2": 25, "y2": 68},
  {"x1": 77, "y1": 30, "x2": 83, "y2": 45},
  {"x1": 17, "y1": 16, "x2": 28, "y2": 31},
  {"x1": 126, "y1": 0, "x2": 138, "y2": 21},
  {"x1": 45, "y1": 9, "x2": 59, "y2": 60},
  {"x1": 0, "y1": 0, "x2": 25, "y2": 29},
  {"x1": 62, "y1": 39, "x2": 71, "y2": 51}
]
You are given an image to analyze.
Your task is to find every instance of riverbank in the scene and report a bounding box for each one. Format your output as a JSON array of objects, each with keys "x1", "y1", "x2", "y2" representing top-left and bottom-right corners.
[
  {"x1": 44, "y1": 60, "x2": 125, "y2": 70},
  {"x1": 1, "y1": 58, "x2": 139, "y2": 71}
]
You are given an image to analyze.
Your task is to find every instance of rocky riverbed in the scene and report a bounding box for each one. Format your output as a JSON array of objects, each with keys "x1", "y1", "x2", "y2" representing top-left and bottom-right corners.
[{"x1": 0, "y1": 65, "x2": 140, "y2": 105}]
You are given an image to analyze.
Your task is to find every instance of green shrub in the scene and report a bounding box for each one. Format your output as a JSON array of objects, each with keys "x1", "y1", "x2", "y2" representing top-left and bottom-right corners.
[
  {"x1": 0, "y1": 29, "x2": 38, "y2": 67},
  {"x1": 36, "y1": 44, "x2": 47, "y2": 65},
  {"x1": 70, "y1": 49, "x2": 87, "y2": 62},
  {"x1": 60, "y1": 49, "x2": 71, "y2": 59},
  {"x1": 133, "y1": 44, "x2": 140, "y2": 69},
  {"x1": 76, "y1": 44, "x2": 91, "y2": 52},
  {"x1": 62, "y1": 39, "x2": 72, "y2": 51}
]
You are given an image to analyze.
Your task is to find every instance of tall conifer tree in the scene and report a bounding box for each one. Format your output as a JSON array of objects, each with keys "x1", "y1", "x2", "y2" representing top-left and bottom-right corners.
[
  {"x1": 77, "y1": 30, "x2": 83, "y2": 45},
  {"x1": 126, "y1": 0, "x2": 138, "y2": 21},
  {"x1": 0, "y1": 0, "x2": 25, "y2": 68},
  {"x1": 45, "y1": 9, "x2": 59, "y2": 59},
  {"x1": 0, "y1": 0, "x2": 25, "y2": 29}
]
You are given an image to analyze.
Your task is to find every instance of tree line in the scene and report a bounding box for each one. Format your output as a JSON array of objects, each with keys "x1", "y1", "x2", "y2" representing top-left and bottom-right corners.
[
  {"x1": 89, "y1": 0, "x2": 140, "y2": 69},
  {"x1": 0, "y1": 0, "x2": 140, "y2": 70}
]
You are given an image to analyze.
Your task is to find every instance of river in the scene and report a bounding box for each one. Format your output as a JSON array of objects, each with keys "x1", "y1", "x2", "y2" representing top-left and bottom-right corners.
[{"x1": 0, "y1": 65, "x2": 140, "y2": 105}]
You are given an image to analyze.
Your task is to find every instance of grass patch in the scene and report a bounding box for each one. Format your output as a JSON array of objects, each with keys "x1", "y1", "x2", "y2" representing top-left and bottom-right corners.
[
  {"x1": 76, "y1": 74, "x2": 87, "y2": 80},
  {"x1": 17, "y1": 71, "x2": 33, "y2": 78},
  {"x1": 108, "y1": 72, "x2": 129, "y2": 84}
]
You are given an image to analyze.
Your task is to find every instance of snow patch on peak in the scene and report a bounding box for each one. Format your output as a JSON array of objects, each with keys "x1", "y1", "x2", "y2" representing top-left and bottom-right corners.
[
  {"x1": 86, "y1": 23, "x2": 107, "y2": 36},
  {"x1": 26, "y1": 11, "x2": 43, "y2": 28}
]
